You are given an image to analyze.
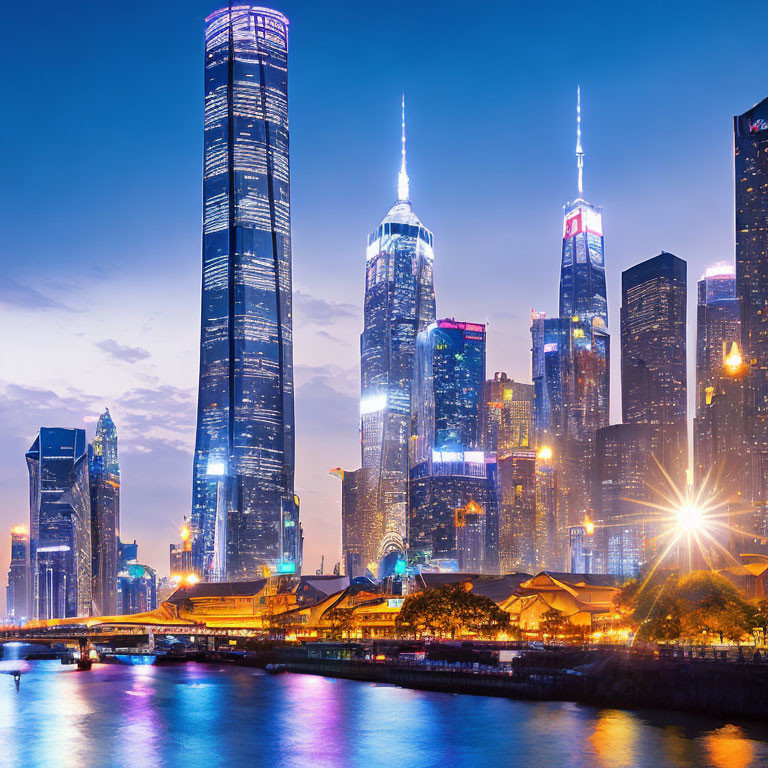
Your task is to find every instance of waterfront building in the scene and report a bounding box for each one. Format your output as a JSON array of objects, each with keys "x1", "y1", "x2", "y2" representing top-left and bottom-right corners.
[
  {"x1": 360, "y1": 98, "x2": 436, "y2": 553},
  {"x1": 6, "y1": 526, "x2": 30, "y2": 623},
  {"x1": 190, "y1": 6, "x2": 298, "y2": 582},
  {"x1": 498, "y1": 449, "x2": 536, "y2": 573},
  {"x1": 26, "y1": 428, "x2": 91, "y2": 619},
  {"x1": 482, "y1": 373, "x2": 534, "y2": 455},
  {"x1": 89, "y1": 408, "x2": 119, "y2": 615},
  {"x1": 735, "y1": 96, "x2": 768, "y2": 515},
  {"x1": 117, "y1": 539, "x2": 157, "y2": 615}
]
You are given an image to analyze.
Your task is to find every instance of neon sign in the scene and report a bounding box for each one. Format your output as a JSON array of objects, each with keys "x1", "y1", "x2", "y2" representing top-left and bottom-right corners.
[{"x1": 748, "y1": 118, "x2": 768, "y2": 133}]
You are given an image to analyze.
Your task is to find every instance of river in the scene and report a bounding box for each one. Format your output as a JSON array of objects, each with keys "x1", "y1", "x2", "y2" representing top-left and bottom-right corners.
[{"x1": 0, "y1": 661, "x2": 767, "y2": 767}]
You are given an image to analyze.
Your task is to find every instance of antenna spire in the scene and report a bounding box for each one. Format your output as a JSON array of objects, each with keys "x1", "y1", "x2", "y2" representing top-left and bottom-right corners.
[
  {"x1": 397, "y1": 94, "x2": 410, "y2": 202},
  {"x1": 576, "y1": 85, "x2": 584, "y2": 197}
]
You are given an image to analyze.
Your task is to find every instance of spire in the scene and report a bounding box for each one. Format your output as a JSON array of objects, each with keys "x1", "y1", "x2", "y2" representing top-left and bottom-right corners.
[
  {"x1": 576, "y1": 85, "x2": 584, "y2": 197},
  {"x1": 397, "y1": 94, "x2": 410, "y2": 202}
]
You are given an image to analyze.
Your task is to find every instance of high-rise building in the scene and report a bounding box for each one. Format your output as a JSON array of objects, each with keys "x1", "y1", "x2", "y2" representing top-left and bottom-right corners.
[
  {"x1": 694, "y1": 264, "x2": 744, "y2": 486},
  {"x1": 360, "y1": 99, "x2": 436, "y2": 552},
  {"x1": 594, "y1": 423, "x2": 686, "y2": 576},
  {"x1": 498, "y1": 449, "x2": 536, "y2": 573},
  {"x1": 191, "y1": 6, "x2": 298, "y2": 581},
  {"x1": 333, "y1": 467, "x2": 380, "y2": 579},
  {"x1": 117, "y1": 540, "x2": 157, "y2": 615},
  {"x1": 27, "y1": 428, "x2": 91, "y2": 619},
  {"x1": 621, "y1": 252, "x2": 687, "y2": 427},
  {"x1": 539, "y1": 89, "x2": 610, "y2": 546},
  {"x1": 735, "y1": 97, "x2": 768, "y2": 511},
  {"x1": 169, "y1": 522, "x2": 193, "y2": 577},
  {"x1": 6, "y1": 526, "x2": 30, "y2": 623},
  {"x1": 534, "y1": 446, "x2": 559, "y2": 570},
  {"x1": 482, "y1": 373, "x2": 534, "y2": 455},
  {"x1": 89, "y1": 408, "x2": 119, "y2": 615}
]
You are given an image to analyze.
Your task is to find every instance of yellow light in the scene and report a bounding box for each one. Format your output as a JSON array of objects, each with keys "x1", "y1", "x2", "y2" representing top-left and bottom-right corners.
[
  {"x1": 537, "y1": 446, "x2": 553, "y2": 461},
  {"x1": 180, "y1": 525, "x2": 190, "y2": 542},
  {"x1": 676, "y1": 503, "x2": 703, "y2": 533},
  {"x1": 184, "y1": 574, "x2": 200, "y2": 586},
  {"x1": 585, "y1": 520, "x2": 595, "y2": 536},
  {"x1": 724, "y1": 341, "x2": 743, "y2": 374},
  {"x1": 10, "y1": 525, "x2": 27, "y2": 536}
]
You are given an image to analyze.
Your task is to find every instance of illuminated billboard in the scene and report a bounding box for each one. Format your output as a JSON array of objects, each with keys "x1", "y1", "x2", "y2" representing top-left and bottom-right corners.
[{"x1": 563, "y1": 204, "x2": 603, "y2": 239}]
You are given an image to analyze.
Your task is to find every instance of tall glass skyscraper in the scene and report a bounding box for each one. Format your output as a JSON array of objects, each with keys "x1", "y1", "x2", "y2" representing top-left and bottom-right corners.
[
  {"x1": 89, "y1": 408, "x2": 120, "y2": 615},
  {"x1": 735, "y1": 96, "x2": 768, "y2": 511},
  {"x1": 360, "y1": 99, "x2": 436, "y2": 552},
  {"x1": 191, "y1": 6, "x2": 298, "y2": 581},
  {"x1": 27, "y1": 428, "x2": 91, "y2": 619}
]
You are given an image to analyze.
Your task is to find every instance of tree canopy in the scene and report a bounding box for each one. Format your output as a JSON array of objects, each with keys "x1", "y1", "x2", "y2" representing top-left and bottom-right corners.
[
  {"x1": 395, "y1": 583, "x2": 511, "y2": 639},
  {"x1": 618, "y1": 571, "x2": 759, "y2": 643}
]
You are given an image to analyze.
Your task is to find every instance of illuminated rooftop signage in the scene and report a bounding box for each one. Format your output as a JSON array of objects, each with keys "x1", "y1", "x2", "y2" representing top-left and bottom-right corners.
[
  {"x1": 563, "y1": 204, "x2": 603, "y2": 239},
  {"x1": 748, "y1": 118, "x2": 768, "y2": 133}
]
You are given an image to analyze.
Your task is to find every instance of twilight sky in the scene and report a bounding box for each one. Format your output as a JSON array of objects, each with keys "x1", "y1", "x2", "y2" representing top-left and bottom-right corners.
[{"x1": 2, "y1": 0, "x2": 767, "y2": 591}]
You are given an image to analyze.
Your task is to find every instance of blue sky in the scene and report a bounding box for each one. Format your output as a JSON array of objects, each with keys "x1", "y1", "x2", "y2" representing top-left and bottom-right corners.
[{"x1": 2, "y1": 0, "x2": 767, "y2": 587}]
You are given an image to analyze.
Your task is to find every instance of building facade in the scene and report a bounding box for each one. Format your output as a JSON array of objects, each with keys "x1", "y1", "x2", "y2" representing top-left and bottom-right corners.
[
  {"x1": 482, "y1": 372, "x2": 534, "y2": 455},
  {"x1": 6, "y1": 526, "x2": 30, "y2": 623},
  {"x1": 359, "y1": 100, "x2": 436, "y2": 553},
  {"x1": 191, "y1": 6, "x2": 298, "y2": 581},
  {"x1": 336, "y1": 467, "x2": 380, "y2": 579},
  {"x1": 735, "y1": 96, "x2": 768, "y2": 513},
  {"x1": 89, "y1": 408, "x2": 120, "y2": 615},
  {"x1": 621, "y1": 252, "x2": 687, "y2": 427},
  {"x1": 498, "y1": 449, "x2": 536, "y2": 573},
  {"x1": 27, "y1": 428, "x2": 92, "y2": 619}
]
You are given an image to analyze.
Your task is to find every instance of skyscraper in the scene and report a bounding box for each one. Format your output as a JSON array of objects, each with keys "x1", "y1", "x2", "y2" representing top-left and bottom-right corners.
[
  {"x1": 191, "y1": 6, "x2": 298, "y2": 581},
  {"x1": 333, "y1": 467, "x2": 380, "y2": 579},
  {"x1": 735, "y1": 96, "x2": 768, "y2": 510},
  {"x1": 408, "y1": 320, "x2": 497, "y2": 571},
  {"x1": 89, "y1": 408, "x2": 119, "y2": 615},
  {"x1": 6, "y1": 526, "x2": 30, "y2": 623},
  {"x1": 482, "y1": 372, "x2": 534, "y2": 455},
  {"x1": 27, "y1": 428, "x2": 91, "y2": 619},
  {"x1": 498, "y1": 449, "x2": 536, "y2": 573},
  {"x1": 621, "y1": 252, "x2": 687, "y2": 428},
  {"x1": 694, "y1": 264, "x2": 744, "y2": 486},
  {"x1": 546, "y1": 89, "x2": 610, "y2": 547},
  {"x1": 360, "y1": 98, "x2": 436, "y2": 553}
]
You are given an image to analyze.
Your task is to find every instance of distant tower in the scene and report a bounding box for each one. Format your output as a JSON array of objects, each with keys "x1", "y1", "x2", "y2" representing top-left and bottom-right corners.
[
  {"x1": 89, "y1": 408, "x2": 120, "y2": 615},
  {"x1": 190, "y1": 6, "x2": 298, "y2": 581},
  {"x1": 6, "y1": 526, "x2": 30, "y2": 623},
  {"x1": 552, "y1": 89, "x2": 610, "y2": 542},
  {"x1": 360, "y1": 97, "x2": 436, "y2": 551},
  {"x1": 27, "y1": 428, "x2": 91, "y2": 619}
]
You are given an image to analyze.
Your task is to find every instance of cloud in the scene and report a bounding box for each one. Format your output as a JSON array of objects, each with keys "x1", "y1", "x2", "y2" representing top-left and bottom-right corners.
[
  {"x1": 95, "y1": 339, "x2": 151, "y2": 363},
  {"x1": 294, "y1": 289, "x2": 358, "y2": 326},
  {"x1": 315, "y1": 330, "x2": 350, "y2": 346},
  {"x1": 0, "y1": 278, "x2": 75, "y2": 312},
  {"x1": 294, "y1": 363, "x2": 358, "y2": 397}
]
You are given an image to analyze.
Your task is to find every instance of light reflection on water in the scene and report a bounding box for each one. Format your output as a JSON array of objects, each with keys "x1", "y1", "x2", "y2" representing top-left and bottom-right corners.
[{"x1": 0, "y1": 661, "x2": 766, "y2": 768}]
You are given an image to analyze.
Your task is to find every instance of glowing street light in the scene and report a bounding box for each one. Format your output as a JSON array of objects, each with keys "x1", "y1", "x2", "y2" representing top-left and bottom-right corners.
[{"x1": 537, "y1": 446, "x2": 553, "y2": 461}]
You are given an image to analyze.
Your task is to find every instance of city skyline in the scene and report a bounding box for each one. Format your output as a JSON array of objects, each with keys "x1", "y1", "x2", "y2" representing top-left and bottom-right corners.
[{"x1": 2, "y1": 1, "x2": 768, "y2": 599}]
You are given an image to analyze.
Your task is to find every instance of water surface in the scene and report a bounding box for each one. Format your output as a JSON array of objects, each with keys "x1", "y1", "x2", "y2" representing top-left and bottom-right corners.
[{"x1": 1, "y1": 661, "x2": 767, "y2": 768}]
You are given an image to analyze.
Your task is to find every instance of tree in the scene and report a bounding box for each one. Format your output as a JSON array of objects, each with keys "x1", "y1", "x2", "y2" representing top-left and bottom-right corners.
[
  {"x1": 325, "y1": 607, "x2": 358, "y2": 640},
  {"x1": 627, "y1": 571, "x2": 757, "y2": 644},
  {"x1": 395, "y1": 583, "x2": 510, "y2": 639}
]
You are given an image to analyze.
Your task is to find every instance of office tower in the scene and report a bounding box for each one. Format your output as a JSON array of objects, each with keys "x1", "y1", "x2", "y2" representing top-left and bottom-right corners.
[
  {"x1": 408, "y1": 452, "x2": 499, "y2": 572},
  {"x1": 694, "y1": 264, "x2": 744, "y2": 484},
  {"x1": 534, "y1": 447, "x2": 559, "y2": 570},
  {"x1": 541, "y1": 90, "x2": 610, "y2": 546},
  {"x1": 498, "y1": 449, "x2": 536, "y2": 573},
  {"x1": 411, "y1": 320, "x2": 485, "y2": 465},
  {"x1": 482, "y1": 372, "x2": 534, "y2": 455},
  {"x1": 569, "y1": 520, "x2": 598, "y2": 574},
  {"x1": 332, "y1": 467, "x2": 380, "y2": 579},
  {"x1": 621, "y1": 252, "x2": 687, "y2": 425},
  {"x1": 6, "y1": 526, "x2": 30, "y2": 623},
  {"x1": 191, "y1": 6, "x2": 298, "y2": 581},
  {"x1": 530, "y1": 311, "x2": 550, "y2": 441},
  {"x1": 27, "y1": 428, "x2": 91, "y2": 619},
  {"x1": 360, "y1": 98, "x2": 436, "y2": 553},
  {"x1": 455, "y1": 500, "x2": 486, "y2": 572},
  {"x1": 735, "y1": 97, "x2": 768, "y2": 511},
  {"x1": 89, "y1": 408, "x2": 119, "y2": 615},
  {"x1": 117, "y1": 541, "x2": 157, "y2": 615},
  {"x1": 594, "y1": 423, "x2": 686, "y2": 577},
  {"x1": 408, "y1": 320, "x2": 497, "y2": 571}
]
